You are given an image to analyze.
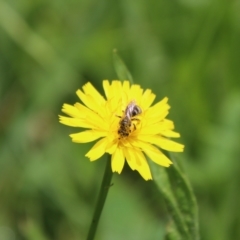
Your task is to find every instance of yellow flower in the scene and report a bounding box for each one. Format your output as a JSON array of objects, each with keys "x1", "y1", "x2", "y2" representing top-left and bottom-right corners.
[{"x1": 59, "y1": 80, "x2": 184, "y2": 180}]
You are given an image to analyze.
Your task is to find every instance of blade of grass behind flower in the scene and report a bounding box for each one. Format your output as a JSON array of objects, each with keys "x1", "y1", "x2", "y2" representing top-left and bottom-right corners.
[
  {"x1": 165, "y1": 223, "x2": 181, "y2": 240},
  {"x1": 149, "y1": 161, "x2": 190, "y2": 240},
  {"x1": 112, "y1": 49, "x2": 133, "y2": 83},
  {"x1": 167, "y1": 155, "x2": 200, "y2": 240}
]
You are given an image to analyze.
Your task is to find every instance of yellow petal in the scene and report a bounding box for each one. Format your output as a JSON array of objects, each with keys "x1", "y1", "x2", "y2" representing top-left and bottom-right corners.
[
  {"x1": 155, "y1": 137, "x2": 184, "y2": 152},
  {"x1": 59, "y1": 116, "x2": 92, "y2": 128},
  {"x1": 111, "y1": 81, "x2": 122, "y2": 100},
  {"x1": 161, "y1": 130, "x2": 180, "y2": 138},
  {"x1": 122, "y1": 81, "x2": 130, "y2": 95},
  {"x1": 74, "y1": 103, "x2": 108, "y2": 130},
  {"x1": 141, "y1": 136, "x2": 184, "y2": 152},
  {"x1": 111, "y1": 147, "x2": 125, "y2": 173},
  {"x1": 141, "y1": 142, "x2": 172, "y2": 167},
  {"x1": 61, "y1": 104, "x2": 82, "y2": 118},
  {"x1": 129, "y1": 140, "x2": 172, "y2": 167},
  {"x1": 85, "y1": 138, "x2": 108, "y2": 161},
  {"x1": 124, "y1": 147, "x2": 152, "y2": 180},
  {"x1": 144, "y1": 111, "x2": 171, "y2": 127},
  {"x1": 105, "y1": 81, "x2": 123, "y2": 112},
  {"x1": 138, "y1": 123, "x2": 168, "y2": 135},
  {"x1": 73, "y1": 102, "x2": 95, "y2": 116},
  {"x1": 106, "y1": 139, "x2": 118, "y2": 154},
  {"x1": 76, "y1": 89, "x2": 106, "y2": 115},
  {"x1": 140, "y1": 89, "x2": 156, "y2": 110},
  {"x1": 129, "y1": 84, "x2": 143, "y2": 103},
  {"x1": 145, "y1": 99, "x2": 170, "y2": 122},
  {"x1": 82, "y1": 82, "x2": 106, "y2": 104},
  {"x1": 103, "y1": 80, "x2": 111, "y2": 99},
  {"x1": 139, "y1": 119, "x2": 174, "y2": 135},
  {"x1": 123, "y1": 147, "x2": 137, "y2": 170},
  {"x1": 132, "y1": 150, "x2": 152, "y2": 180},
  {"x1": 70, "y1": 130, "x2": 107, "y2": 143}
]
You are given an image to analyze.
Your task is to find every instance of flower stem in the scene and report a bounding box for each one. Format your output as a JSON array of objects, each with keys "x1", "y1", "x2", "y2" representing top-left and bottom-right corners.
[{"x1": 86, "y1": 156, "x2": 113, "y2": 240}]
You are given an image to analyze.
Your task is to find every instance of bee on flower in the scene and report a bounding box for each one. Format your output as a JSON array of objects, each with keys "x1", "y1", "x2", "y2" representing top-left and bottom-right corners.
[
  {"x1": 117, "y1": 100, "x2": 142, "y2": 138},
  {"x1": 59, "y1": 80, "x2": 184, "y2": 180}
]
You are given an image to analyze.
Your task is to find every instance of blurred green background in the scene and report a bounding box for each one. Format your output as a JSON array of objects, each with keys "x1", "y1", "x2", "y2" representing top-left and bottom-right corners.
[{"x1": 1, "y1": 0, "x2": 240, "y2": 239}]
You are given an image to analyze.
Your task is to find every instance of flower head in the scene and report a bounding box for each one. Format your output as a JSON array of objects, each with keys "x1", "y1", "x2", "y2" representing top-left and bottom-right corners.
[{"x1": 59, "y1": 80, "x2": 184, "y2": 180}]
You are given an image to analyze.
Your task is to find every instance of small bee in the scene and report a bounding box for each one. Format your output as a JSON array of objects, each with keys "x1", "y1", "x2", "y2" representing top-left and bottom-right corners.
[
  {"x1": 118, "y1": 101, "x2": 142, "y2": 138},
  {"x1": 124, "y1": 101, "x2": 142, "y2": 119}
]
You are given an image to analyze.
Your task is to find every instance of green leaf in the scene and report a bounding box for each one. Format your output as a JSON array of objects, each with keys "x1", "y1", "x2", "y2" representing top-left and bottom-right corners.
[
  {"x1": 149, "y1": 162, "x2": 190, "y2": 240},
  {"x1": 168, "y1": 155, "x2": 200, "y2": 240},
  {"x1": 150, "y1": 156, "x2": 200, "y2": 240},
  {"x1": 112, "y1": 49, "x2": 133, "y2": 83}
]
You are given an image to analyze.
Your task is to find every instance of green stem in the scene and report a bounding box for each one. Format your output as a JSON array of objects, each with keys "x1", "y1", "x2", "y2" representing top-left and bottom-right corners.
[{"x1": 86, "y1": 156, "x2": 113, "y2": 240}]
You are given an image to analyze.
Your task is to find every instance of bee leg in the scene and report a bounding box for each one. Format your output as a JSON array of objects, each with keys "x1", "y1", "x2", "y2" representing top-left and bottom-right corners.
[
  {"x1": 116, "y1": 110, "x2": 125, "y2": 118},
  {"x1": 132, "y1": 117, "x2": 140, "y2": 122}
]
